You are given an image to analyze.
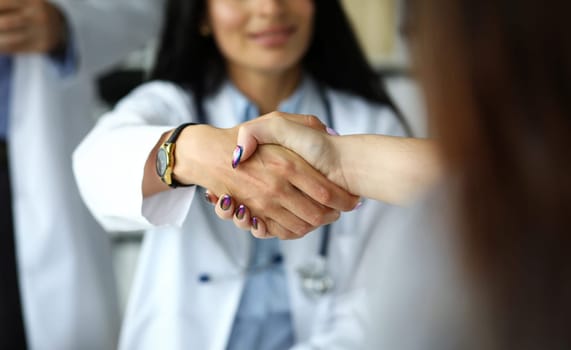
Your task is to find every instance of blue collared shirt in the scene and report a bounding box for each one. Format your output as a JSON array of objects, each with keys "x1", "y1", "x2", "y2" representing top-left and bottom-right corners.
[
  {"x1": 226, "y1": 80, "x2": 307, "y2": 350},
  {"x1": 0, "y1": 37, "x2": 77, "y2": 141},
  {"x1": 0, "y1": 56, "x2": 12, "y2": 140}
]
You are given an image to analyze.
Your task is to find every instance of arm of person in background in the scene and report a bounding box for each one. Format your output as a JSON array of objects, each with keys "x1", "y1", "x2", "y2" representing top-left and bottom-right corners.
[
  {"x1": 0, "y1": 0, "x2": 67, "y2": 54},
  {"x1": 211, "y1": 112, "x2": 442, "y2": 237},
  {"x1": 0, "y1": 0, "x2": 162, "y2": 74},
  {"x1": 51, "y1": 0, "x2": 163, "y2": 77},
  {"x1": 73, "y1": 83, "x2": 358, "y2": 240}
]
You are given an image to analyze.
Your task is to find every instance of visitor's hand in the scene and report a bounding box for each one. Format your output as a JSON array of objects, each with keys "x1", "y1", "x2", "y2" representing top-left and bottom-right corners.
[{"x1": 233, "y1": 112, "x2": 348, "y2": 191}]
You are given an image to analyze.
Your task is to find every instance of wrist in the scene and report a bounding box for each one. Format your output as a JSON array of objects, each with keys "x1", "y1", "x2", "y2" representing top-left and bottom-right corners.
[
  {"x1": 173, "y1": 125, "x2": 237, "y2": 190},
  {"x1": 323, "y1": 135, "x2": 350, "y2": 192}
]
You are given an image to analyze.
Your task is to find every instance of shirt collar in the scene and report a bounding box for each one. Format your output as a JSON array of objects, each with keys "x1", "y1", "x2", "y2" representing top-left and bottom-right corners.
[{"x1": 227, "y1": 75, "x2": 309, "y2": 123}]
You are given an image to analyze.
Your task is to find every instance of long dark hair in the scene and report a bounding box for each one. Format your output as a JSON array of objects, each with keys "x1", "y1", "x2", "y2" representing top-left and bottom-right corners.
[
  {"x1": 413, "y1": 0, "x2": 571, "y2": 348},
  {"x1": 151, "y1": 0, "x2": 409, "y2": 133}
]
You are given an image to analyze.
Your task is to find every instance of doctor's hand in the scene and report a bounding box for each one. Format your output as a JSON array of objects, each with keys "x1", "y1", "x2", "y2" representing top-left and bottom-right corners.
[{"x1": 0, "y1": 0, "x2": 67, "y2": 54}]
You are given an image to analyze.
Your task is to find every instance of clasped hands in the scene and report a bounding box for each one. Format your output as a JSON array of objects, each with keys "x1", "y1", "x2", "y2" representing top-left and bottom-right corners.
[
  {"x1": 0, "y1": 0, "x2": 66, "y2": 54},
  {"x1": 172, "y1": 112, "x2": 349, "y2": 240}
]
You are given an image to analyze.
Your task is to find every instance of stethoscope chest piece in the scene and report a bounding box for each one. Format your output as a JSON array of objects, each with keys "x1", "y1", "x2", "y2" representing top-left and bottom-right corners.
[{"x1": 297, "y1": 256, "x2": 334, "y2": 299}]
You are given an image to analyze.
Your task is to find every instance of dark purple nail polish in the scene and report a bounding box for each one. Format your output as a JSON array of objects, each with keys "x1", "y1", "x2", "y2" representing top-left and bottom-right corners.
[
  {"x1": 220, "y1": 195, "x2": 232, "y2": 210},
  {"x1": 235, "y1": 204, "x2": 246, "y2": 220},
  {"x1": 251, "y1": 217, "x2": 258, "y2": 230},
  {"x1": 203, "y1": 191, "x2": 214, "y2": 205},
  {"x1": 232, "y1": 146, "x2": 243, "y2": 169}
]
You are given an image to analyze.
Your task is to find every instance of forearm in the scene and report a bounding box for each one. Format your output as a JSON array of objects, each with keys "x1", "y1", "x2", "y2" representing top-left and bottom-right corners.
[
  {"x1": 333, "y1": 135, "x2": 442, "y2": 204},
  {"x1": 142, "y1": 124, "x2": 235, "y2": 198},
  {"x1": 234, "y1": 114, "x2": 441, "y2": 205}
]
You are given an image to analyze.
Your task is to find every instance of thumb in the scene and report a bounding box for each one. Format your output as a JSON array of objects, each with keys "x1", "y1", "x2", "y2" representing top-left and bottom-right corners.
[{"x1": 234, "y1": 112, "x2": 328, "y2": 167}]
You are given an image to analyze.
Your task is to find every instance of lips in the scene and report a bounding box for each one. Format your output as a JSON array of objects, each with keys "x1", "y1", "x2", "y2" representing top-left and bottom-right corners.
[{"x1": 249, "y1": 26, "x2": 296, "y2": 47}]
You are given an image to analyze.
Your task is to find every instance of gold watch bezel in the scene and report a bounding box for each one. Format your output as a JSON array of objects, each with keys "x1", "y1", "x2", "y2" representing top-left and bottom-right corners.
[{"x1": 157, "y1": 142, "x2": 176, "y2": 186}]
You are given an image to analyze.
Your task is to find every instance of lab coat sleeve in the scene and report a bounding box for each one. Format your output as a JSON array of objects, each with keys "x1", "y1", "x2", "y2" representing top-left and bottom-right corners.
[
  {"x1": 50, "y1": 0, "x2": 164, "y2": 77},
  {"x1": 73, "y1": 82, "x2": 197, "y2": 232}
]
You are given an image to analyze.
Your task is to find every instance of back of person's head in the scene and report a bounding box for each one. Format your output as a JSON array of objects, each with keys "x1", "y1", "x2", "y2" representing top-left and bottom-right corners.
[
  {"x1": 410, "y1": 0, "x2": 571, "y2": 348},
  {"x1": 151, "y1": 0, "x2": 396, "y2": 109}
]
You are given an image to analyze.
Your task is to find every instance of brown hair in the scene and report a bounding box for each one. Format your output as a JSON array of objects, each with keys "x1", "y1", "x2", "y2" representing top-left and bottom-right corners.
[{"x1": 413, "y1": 0, "x2": 571, "y2": 348}]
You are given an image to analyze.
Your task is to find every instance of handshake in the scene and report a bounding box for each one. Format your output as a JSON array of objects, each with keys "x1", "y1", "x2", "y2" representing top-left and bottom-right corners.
[{"x1": 179, "y1": 112, "x2": 437, "y2": 239}]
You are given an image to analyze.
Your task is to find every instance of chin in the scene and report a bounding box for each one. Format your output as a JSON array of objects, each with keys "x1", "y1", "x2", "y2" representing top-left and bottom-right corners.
[{"x1": 254, "y1": 55, "x2": 303, "y2": 73}]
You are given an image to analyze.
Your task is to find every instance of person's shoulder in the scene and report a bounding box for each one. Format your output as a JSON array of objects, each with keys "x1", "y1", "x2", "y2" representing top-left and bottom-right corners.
[
  {"x1": 123, "y1": 80, "x2": 191, "y2": 104},
  {"x1": 326, "y1": 87, "x2": 407, "y2": 137},
  {"x1": 115, "y1": 80, "x2": 194, "y2": 119}
]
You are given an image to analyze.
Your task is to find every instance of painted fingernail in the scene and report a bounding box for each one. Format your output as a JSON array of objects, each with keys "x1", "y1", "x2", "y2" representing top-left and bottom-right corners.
[
  {"x1": 251, "y1": 217, "x2": 258, "y2": 230},
  {"x1": 232, "y1": 146, "x2": 243, "y2": 169},
  {"x1": 326, "y1": 127, "x2": 339, "y2": 136},
  {"x1": 203, "y1": 191, "x2": 215, "y2": 205},
  {"x1": 220, "y1": 195, "x2": 232, "y2": 210},
  {"x1": 235, "y1": 204, "x2": 246, "y2": 220},
  {"x1": 353, "y1": 201, "x2": 363, "y2": 211}
]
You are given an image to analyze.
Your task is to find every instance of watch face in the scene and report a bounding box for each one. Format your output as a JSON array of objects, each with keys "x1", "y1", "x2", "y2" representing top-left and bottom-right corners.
[{"x1": 156, "y1": 147, "x2": 168, "y2": 177}]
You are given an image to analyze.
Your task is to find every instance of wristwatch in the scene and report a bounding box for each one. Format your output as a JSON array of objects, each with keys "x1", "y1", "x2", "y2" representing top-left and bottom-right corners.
[{"x1": 156, "y1": 123, "x2": 197, "y2": 188}]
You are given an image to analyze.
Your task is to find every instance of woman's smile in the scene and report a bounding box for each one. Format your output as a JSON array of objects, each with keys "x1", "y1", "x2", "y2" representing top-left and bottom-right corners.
[{"x1": 248, "y1": 25, "x2": 297, "y2": 48}]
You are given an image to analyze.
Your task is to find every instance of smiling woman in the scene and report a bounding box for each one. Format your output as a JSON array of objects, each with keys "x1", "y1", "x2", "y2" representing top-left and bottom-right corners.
[{"x1": 72, "y1": 0, "x2": 410, "y2": 349}]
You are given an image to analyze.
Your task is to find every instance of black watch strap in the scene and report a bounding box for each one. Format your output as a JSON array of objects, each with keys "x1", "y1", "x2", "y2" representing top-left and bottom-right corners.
[
  {"x1": 168, "y1": 122, "x2": 197, "y2": 188},
  {"x1": 167, "y1": 122, "x2": 197, "y2": 143}
]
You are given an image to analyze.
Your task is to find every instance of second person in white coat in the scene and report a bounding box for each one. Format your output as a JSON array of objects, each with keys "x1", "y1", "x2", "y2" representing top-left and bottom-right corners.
[
  {"x1": 1, "y1": 0, "x2": 162, "y2": 348},
  {"x1": 74, "y1": 0, "x2": 409, "y2": 349}
]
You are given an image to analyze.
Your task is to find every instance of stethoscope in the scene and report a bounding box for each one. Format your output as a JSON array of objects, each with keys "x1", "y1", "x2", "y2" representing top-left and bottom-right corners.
[{"x1": 193, "y1": 82, "x2": 336, "y2": 298}]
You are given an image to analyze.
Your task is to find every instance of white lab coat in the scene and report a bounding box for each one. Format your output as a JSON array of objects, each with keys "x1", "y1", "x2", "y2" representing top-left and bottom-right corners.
[
  {"x1": 73, "y1": 79, "x2": 407, "y2": 350},
  {"x1": 7, "y1": 1, "x2": 162, "y2": 349}
]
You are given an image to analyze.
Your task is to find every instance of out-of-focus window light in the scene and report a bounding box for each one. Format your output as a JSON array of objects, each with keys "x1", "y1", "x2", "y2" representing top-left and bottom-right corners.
[{"x1": 341, "y1": 0, "x2": 410, "y2": 72}]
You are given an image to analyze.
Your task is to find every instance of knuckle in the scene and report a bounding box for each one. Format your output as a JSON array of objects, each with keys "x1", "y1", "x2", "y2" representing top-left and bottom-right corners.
[
  {"x1": 323, "y1": 210, "x2": 341, "y2": 225},
  {"x1": 273, "y1": 159, "x2": 295, "y2": 175},
  {"x1": 278, "y1": 228, "x2": 300, "y2": 240},
  {"x1": 293, "y1": 222, "x2": 312, "y2": 237},
  {"x1": 314, "y1": 185, "x2": 333, "y2": 206},
  {"x1": 330, "y1": 210, "x2": 341, "y2": 223},
  {"x1": 281, "y1": 162, "x2": 295, "y2": 176},
  {"x1": 308, "y1": 211, "x2": 327, "y2": 227},
  {"x1": 304, "y1": 114, "x2": 322, "y2": 128},
  {"x1": 283, "y1": 233, "x2": 299, "y2": 240},
  {"x1": 267, "y1": 111, "x2": 281, "y2": 118},
  {"x1": 264, "y1": 182, "x2": 284, "y2": 200}
]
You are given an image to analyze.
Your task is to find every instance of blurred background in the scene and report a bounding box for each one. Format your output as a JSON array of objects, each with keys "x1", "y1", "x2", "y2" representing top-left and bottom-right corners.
[{"x1": 99, "y1": 0, "x2": 427, "y2": 314}]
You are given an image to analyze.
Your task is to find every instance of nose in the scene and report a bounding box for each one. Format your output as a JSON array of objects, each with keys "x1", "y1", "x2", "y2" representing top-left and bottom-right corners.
[{"x1": 256, "y1": 0, "x2": 286, "y2": 17}]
